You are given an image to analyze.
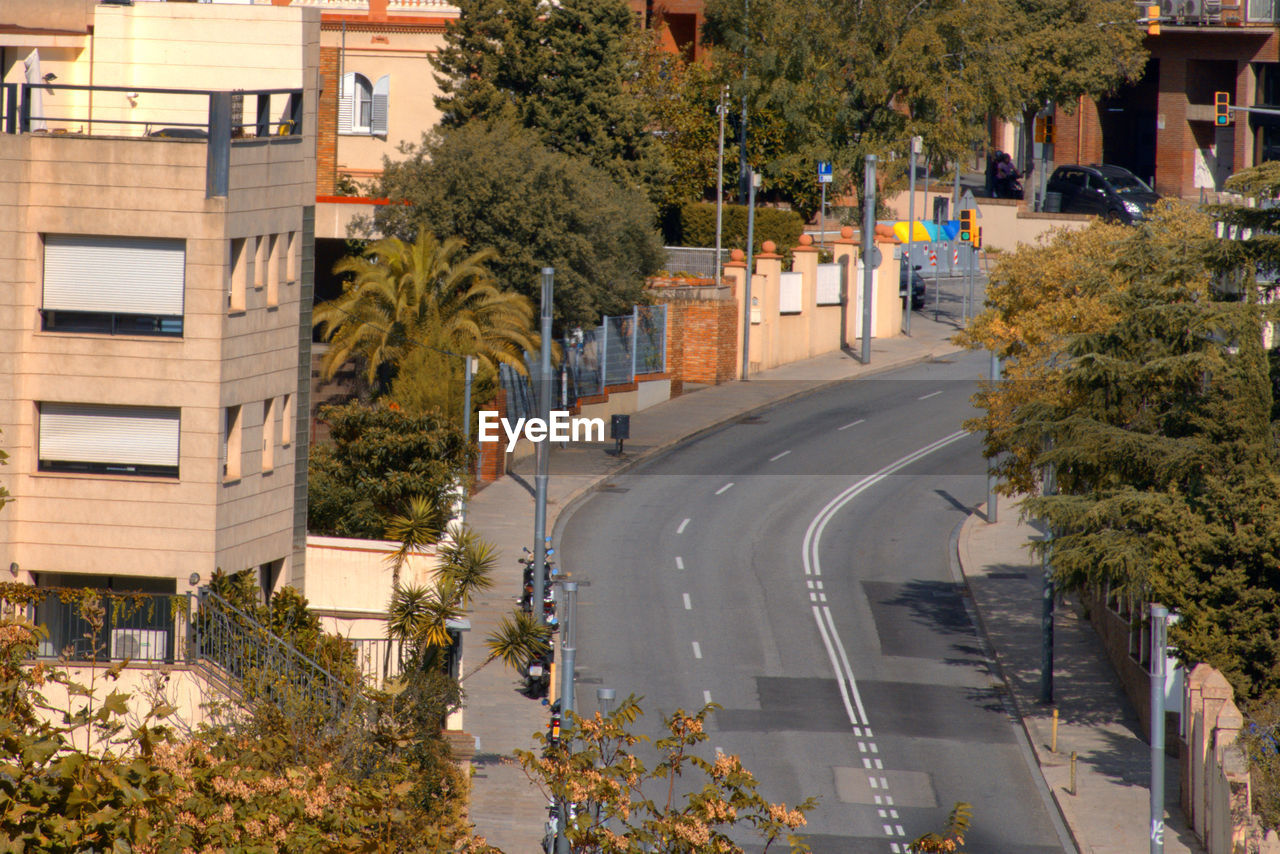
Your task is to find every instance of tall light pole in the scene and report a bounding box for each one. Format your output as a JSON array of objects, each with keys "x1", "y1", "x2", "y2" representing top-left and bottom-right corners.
[
  {"x1": 716, "y1": 86, "x2": 728, "y2": 290},
  {"x1": 737, "y1": 0, "x2": 750, "y2": 201},
  {"x1": 860, "y1": 155, "x2": 876, "y2": 365},
  {"x1": 555, "y1": 580, "x2": 579, "y2": 854},
  {"x1": 905, "y1": 135, "x2": 921, "y2": 336},
  {"x1": 741, "y1": 169, "x2": 760, "y2": 381},
  {"x1": 532, "y1": 268, "x2": 554, "y2": 624},
  {"x1": 1149, "y1": 604, "x2": 1169, "y2": 854}
]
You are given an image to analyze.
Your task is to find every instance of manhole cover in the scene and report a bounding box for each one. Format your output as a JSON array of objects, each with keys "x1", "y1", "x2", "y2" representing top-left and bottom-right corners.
[{"x1": 738, "y1": 415, "x2": 767, "y2": 424}]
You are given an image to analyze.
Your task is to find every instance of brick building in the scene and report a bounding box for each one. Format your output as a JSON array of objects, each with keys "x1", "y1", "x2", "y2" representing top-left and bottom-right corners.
[{"x1": 1052, "y1": 17, "x2": 1280, "y2": 199}]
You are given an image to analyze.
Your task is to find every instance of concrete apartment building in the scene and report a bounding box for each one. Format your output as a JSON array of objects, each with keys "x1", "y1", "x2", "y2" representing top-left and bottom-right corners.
[{"x1": 0, "y1": 1, "x2": 319, "y2": 616}]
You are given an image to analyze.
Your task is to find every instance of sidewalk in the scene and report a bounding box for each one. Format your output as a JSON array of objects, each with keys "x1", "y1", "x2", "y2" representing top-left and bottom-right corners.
[{"x1": 956, "y1": 509, "x2": 1206, "y2": 854}]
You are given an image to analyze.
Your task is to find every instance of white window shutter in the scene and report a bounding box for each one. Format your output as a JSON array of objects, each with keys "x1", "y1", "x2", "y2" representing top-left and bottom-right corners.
[
  {"x1": 372, "y1": 75, "x2": 390, "y2": 135},
  {"x1": 338, "y1": 72, "x2": 354, "y2": 133},
  {"x1": 40, "y1": 404, "x2": 180, "y2": 469},
  {"x1": 43, "y1": 235, "x2": 185, "y2": 315}
]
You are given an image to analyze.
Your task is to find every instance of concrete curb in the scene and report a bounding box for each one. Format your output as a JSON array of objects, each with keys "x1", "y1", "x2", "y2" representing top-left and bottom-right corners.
[
  {"x1": 545, "y1": 343, "x2": 965, "y2": 538},
  {"x1": 949, "y1": 511, "x2": 1079, "y2": 854}
]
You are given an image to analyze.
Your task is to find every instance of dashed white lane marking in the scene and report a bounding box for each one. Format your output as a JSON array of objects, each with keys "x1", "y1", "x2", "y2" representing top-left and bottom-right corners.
[
  {"x1": 809, "y1": 592, "x2": 817, "y2": 602},
  {"x1": 869, "y1": 743, "x2": 879, "y2": 754},
  {"x1": 819, "y1": 593, "x2": 827, "y2": 602},
  {"x1": 838, "y1": 418, "x2": 866, "y2": 431},
  {"x1": 715, "y1": 482, "x2": 734, "y2": 495},
  {"x1": 682, "y1": 593, "x2": 692, "y2": 610},
  {"x1": 675, "y1": 556, "x2": 684, "y2": 570},
  {"x1": 677, "y1": 518, "x2": 690, "y2": 534},
  {"x1": 703, "y1": 690, "x2": 712, "y2": 705},
  {"x1": 918, "y1": 390, "x2": 943, "y2": 400},
  {"x1": 769, "y1": 450, "x2": 792, "y2": 462},
  {"x1": 691, "y1": 641, "x2": 702, "y2": 659}
]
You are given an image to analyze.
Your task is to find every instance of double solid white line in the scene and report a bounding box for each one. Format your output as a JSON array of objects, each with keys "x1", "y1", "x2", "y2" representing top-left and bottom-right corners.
[{"x1": 800, "y1": 429, "x2": 967, "y2": 729}]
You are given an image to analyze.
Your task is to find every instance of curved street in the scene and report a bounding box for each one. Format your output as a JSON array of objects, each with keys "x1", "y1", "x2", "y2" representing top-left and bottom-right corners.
[{"x1": 557, "y1": 350, "x2": 1066, "y2": 853}]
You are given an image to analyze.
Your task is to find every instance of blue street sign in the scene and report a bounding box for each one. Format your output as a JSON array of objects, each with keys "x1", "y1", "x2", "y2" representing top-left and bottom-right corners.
[{"x1": 818, "y1": 161, "x2": 833, "y2": 183}]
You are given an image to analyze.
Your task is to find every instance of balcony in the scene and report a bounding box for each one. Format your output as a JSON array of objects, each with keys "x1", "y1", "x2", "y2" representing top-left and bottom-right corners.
[
  {"x1": 0, "y1": 83, "x2": 305, "y2": 198},
  {"x1": 1140, "y1": 0, "x2": 1280, "y2": 26}
]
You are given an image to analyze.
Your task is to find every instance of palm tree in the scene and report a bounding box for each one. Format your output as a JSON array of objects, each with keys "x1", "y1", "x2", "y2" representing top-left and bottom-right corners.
[
  {"x1": 313, "y1": 232, "x2": 537, "y2": 388},
  {"x1": 437, "y1": 523, "x2": 497, "y2": 608},
  {"x1": 383, "y1": 495, "x2": 444, "y2": 592},
  {"x1": 461, "y1": 610, "x2": 551, "y2": 682}
]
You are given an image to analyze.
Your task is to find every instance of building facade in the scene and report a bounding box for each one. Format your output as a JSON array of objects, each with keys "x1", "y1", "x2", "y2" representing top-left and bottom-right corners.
[{"x1": 0, "y1": 1, "x2": 319, "y2": 601}]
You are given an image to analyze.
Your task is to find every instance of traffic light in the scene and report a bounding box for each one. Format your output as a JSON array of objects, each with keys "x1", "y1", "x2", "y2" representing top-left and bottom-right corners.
[
  {"x1": 1147, "y1": 4, "x2": 1160, "y2": 35},
  {"x1": 1042, "y1": 114, "x2": 1055, "y2": 145},
  {"x1": 1215, "y1": 91, "x2": 1232, "y2": 126},
  {"x1": 959, "y1": 209, "x2": 975, "y2": 243}
]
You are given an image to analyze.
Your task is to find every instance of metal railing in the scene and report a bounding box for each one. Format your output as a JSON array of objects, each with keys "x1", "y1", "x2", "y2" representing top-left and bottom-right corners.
[
  {"x1": 192, "y1": 589, "x2": 348, "y2": 718},
  {"x1": 664, "y1": 246, "x2": 730, "y2": 279},
  {"x1": 502, "y1": 304, "x2": 668, "y2": 415},
  {"x1": 9, "y1": 590, "x2": 193, "y2": 664},
  {"x1": 347, "y1": 637, "x2": 408, "y2": 685}
]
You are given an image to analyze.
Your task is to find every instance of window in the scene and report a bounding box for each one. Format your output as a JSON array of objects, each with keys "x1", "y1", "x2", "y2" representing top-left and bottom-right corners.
[
  {"x1": 280, "y1": 393, "x2": 293, "y2": 447},
  {"x1": 38, "y1": 403, "x2": 180, "y2": 478},
  {"x1": 262, "y1": 398, "x2": 275, "y2": 473},
  {"x1": 339, "y1": 72, "x2": 389, "y2": 135},
  {"x1": 286, "y1": 231, "x2": 298, "y2": 283},
  {"x1": 229, "y1": 238, "x2": 249, "y2": 312},
  {"x1": 266, "y1": 234, "x2": 281, "y2": 307},
  {"x1": 42, "y1": 235, "x2": 185, "y2": 337},
  {"x1": 224, "y1": 405, "x2": 242, "y2": 481}
]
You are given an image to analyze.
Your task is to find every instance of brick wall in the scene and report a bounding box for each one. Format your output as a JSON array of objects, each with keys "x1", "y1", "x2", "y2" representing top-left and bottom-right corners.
[
  {"x1": 476, "y1": 389, "x2": 506, "y2": 483},
  {"x1": 658, "y1": 299, "x2": 738, "y2": 387},
  {"x1": 1053, "y1": 97, "x2": 1105, "y2": 169},
  {"x1": 317, "y1": 46, "x2": 339, "y2": 197}
]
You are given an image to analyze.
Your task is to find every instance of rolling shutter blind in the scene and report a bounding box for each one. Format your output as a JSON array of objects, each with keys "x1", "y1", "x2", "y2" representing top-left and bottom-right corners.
[
  {"x1": 40, "y1": 404, "x2": 180, "y2": 468},
  {"x1": 338, "y1": 72, "x2": 354, "y2": 132},
  {"x1": 371, "y1": 75, "x2": 390, "y2": 135},
  {"x1": 44, "y1": 235, "x2": 185, "y2": 315}
]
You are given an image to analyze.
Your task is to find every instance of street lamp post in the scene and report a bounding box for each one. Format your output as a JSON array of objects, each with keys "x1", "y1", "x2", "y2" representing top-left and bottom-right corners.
[
  {"x1": 741, "y1": 170, "x2": 760, "y2": 381},
  {"x1": 1149, "y1": 604, "x2": 1170, "y2": 854},
  {"x1": 860, "y1": 155, "x2": 876, "y2": 365},
  {"x1": 532, "y1": 268, "x2": 554, "y2": 625},
  {"x1": 555, "y1": 580, "x2": 579, "y2": 854},
  {"x1": 716, "y1": 86, "x2": 728, "y2": 291}
]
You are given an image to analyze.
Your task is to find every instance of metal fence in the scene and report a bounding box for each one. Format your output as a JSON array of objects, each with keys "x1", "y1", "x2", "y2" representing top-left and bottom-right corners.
[
  {"x1": 16, "y1": 590, "x2": 192, "y2": 663},
  {"x1": 500, "y1": 303, "x2": 668, "y2": 417},
  {"x1": 902, "y1": 239, "x2": 982, "y2": 277},
  {"x1": 664, "y1": 246, "x2": 731, "y2": 279},
  {"x1": 347, "y1": 637, "x2": 408, "y2": 685}
]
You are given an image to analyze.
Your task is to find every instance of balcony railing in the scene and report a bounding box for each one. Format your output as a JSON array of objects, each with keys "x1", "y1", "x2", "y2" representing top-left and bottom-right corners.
[
  {"x1": 1141, "y1": 0, "x2": 1278, "y2": 26},
  {"x1": 0, "y1": 83, "x2": 304, "y2": 199}
]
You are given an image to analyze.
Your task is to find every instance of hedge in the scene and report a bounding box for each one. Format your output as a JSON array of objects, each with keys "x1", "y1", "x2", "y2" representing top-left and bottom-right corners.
[{"x1": 674, "y1": 202, "x2": 805, "y2": 257}]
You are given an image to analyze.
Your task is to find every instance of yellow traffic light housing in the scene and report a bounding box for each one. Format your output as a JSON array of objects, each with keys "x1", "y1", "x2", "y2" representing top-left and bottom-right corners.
[
  {"x1": 1147, "y1": 4, "x2": 1160, "y2": 34},
  {"x1": 1215, "y1": 91, "x2": 1232, "y2": 126},
  {"x1": 959, "y1": 209, "x2": 975, "y2": 243}
]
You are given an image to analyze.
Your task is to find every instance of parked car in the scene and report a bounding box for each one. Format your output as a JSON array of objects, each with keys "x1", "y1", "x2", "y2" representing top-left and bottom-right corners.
[
  {"x1": 1045, "y1": 164, "x2": 1160, "y2": 224},
  {"x1": 900, "y1": 260, "x2": 926, "y2": 310}
]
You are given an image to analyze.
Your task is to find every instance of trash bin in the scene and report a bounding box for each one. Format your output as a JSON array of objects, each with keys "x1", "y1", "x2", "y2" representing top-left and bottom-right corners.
[{"x1": 1043, "y1": 191, "x2": 1063, "y2": 214}]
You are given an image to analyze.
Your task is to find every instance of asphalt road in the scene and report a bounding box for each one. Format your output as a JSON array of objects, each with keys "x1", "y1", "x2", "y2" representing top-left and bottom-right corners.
[{"x1": 556, "y1": 348, "x2": 1067, "y2": 854}]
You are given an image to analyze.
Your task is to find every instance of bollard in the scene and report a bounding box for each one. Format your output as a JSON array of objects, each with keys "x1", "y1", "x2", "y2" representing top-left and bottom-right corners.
[
  {"x1": 1051, "y1": 708, "x2": 1059, "y2": 753},
  {"x1": 1069, "y1": 751, "x2": 1078, "y2": 796}
]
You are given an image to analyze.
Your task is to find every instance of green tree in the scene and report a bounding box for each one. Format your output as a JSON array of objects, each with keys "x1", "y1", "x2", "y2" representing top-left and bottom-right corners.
[
  {"x1": 518, "y1": 699, "x2": 814, "y2": 852},
  {"x1": 432, "y1": 0, "x2": 664, "y2": 193},
  {"x1": 367, "y1": 121, "x2": 664, "y2": 328},
  {"x1": 314, "y1": 232, "x2": 536, "y2": 391},
  {"x1": 308, "y1": 401, "x2": 472, "y2": 540}
]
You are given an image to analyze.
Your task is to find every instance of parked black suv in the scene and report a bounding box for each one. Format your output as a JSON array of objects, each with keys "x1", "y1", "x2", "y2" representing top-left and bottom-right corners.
[{"x1": 1045, "y1": 164, "x2": 1160, "y2": 224}]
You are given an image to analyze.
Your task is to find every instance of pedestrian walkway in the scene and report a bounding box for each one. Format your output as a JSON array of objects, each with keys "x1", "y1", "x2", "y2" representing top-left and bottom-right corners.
[{"x1": 956, "y1": 509, "x2": 1206, "y2": 854}]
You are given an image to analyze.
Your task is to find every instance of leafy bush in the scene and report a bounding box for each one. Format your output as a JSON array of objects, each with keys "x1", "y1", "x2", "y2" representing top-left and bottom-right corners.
[
  {"x1": 670, "y1": 201, "x2": 805, "y2": 260},
  {"x1": 308, "y1": 401, "x2": 472, "y2": 540}
]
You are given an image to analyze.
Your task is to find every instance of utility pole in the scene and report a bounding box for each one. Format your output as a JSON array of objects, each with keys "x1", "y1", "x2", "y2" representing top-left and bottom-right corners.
[
  {"x1": 737, "y1": 0, "x2": 750, "y2": 201},
  {"x1": 1149, "y1": 604, "x2": 1169, "y2": 854},
  {"x1": 555, "y1": 580, "x2": 579, "y2": 854},
  {"x1": 741, "y1": 169, "x2": 760, "y2": 381},
  {"x1": 860, "y1": 155, "x2": 876, "y2": 365},
  {"x1": 532, "y1": 268, "x2": 553, "y2": 625},
  {"x1": 906, "y1": 136, "x2": 921, "y2": 336},
  {"x1": 1039, "y1": 454, "x2": 1056, "y2": 704},
  {"x1": 716, "y1": 86, "x2": 728, "y2": 290},
  {"x1": 461, "y1": 355, "x2": 475, "y2": 524}
]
